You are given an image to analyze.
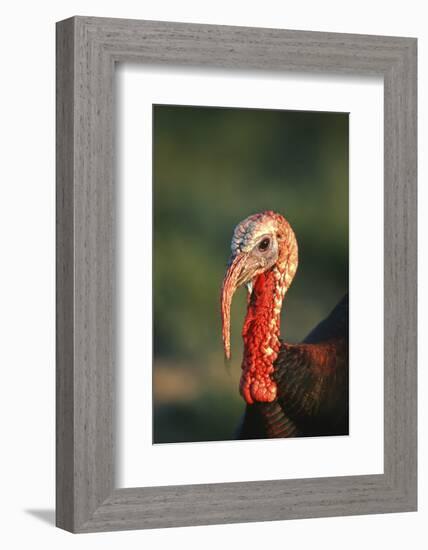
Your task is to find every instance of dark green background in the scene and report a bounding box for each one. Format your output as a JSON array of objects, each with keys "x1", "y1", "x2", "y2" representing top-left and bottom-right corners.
[{"x1": 153, "y1": 105, "x2": 348, "y2": 444}]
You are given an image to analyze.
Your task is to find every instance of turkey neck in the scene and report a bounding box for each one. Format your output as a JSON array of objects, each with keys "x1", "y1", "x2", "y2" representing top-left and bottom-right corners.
[{"x1": 240, "y1": 241, "x2": 298, "y2": 405}]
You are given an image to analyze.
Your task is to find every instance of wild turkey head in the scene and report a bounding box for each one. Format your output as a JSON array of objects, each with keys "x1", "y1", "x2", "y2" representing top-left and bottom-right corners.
[{"x1": 221, "y1": 211, "x2": 298, "y2": 404}]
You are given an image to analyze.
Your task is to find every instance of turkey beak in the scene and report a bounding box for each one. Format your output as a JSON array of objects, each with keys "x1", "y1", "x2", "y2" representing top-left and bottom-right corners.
[{"x1": 221, "y1": 253, "x2": 248, "y2": 361}]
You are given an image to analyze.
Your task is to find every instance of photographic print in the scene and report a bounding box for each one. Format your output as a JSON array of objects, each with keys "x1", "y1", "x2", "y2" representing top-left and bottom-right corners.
[
  {"x1": 153, "y1": 104, "x2": 349, "y2": 444},
  {"x1": 55, "y1": 18, "x2": 416, "y2": 531}
]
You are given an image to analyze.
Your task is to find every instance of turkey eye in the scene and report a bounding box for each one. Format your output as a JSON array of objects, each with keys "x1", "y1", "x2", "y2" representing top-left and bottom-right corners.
[{"x1": 258, "y1": 238, "x2": 270, "y2": 251}]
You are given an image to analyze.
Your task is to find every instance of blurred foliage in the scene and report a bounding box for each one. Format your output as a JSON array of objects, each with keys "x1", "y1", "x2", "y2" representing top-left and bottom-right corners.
[{"x1": 153, "y1": 105, "x2": 348, "y2": 444}]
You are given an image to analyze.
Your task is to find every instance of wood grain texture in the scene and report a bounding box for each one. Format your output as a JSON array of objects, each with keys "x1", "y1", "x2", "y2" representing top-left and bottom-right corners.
[
  {"x1": 56, "y1": 16, "x2": 417, "y2": 533},
  {"x1": 56, "y1": 18, "x2": 75, "y2": 532}
]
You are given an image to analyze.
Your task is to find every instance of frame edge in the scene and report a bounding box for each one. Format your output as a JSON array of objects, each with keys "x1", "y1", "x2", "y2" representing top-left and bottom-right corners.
[{"x1": 56, "y1": 16, "x2": 76, "y2": 532}]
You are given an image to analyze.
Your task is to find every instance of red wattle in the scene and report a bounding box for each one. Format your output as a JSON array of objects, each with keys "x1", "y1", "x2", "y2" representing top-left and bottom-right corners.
[{"x1": 240, "y1": 269, "x2": 283, "y2": 404}]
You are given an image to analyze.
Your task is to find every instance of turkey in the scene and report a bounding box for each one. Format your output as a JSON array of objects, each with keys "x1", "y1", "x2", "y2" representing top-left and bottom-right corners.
[{"x1": 220, "y1": 210, "x2": 348, "y2": 439}]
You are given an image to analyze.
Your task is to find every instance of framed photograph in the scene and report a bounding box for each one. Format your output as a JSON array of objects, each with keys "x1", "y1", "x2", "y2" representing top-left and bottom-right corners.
[{"x1": 56, "y1": 16, "x2": 417, "y2": 532}]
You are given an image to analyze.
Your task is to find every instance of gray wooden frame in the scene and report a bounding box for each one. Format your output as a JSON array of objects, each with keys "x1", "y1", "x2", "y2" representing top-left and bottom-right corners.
[{"x1": 56, "y1": 16, "x2": 417, "y2": 533}]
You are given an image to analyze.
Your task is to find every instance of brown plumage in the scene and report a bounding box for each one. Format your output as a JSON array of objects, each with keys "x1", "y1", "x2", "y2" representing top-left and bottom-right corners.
[{"x1": 237, "y1": 295, "x2": 349, "y2": 438}]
